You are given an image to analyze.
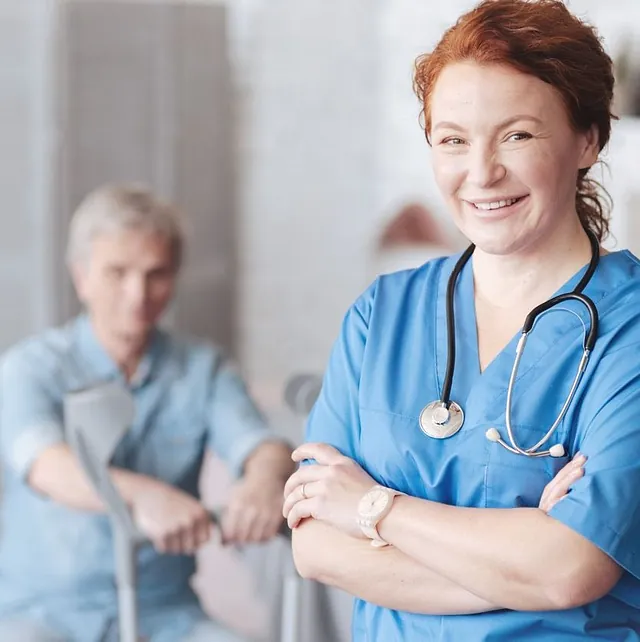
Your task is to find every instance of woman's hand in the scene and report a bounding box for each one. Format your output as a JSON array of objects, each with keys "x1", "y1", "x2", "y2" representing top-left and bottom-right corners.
[
  {"x1": 538, "y1": 453, "x2": 587, "y2": 513},
  {"x1": 282, "y1": 443, "x2": 376, "y2": 538},
  {"x1": 283, "y1": 444, "x2": 585, "y2": 538}
]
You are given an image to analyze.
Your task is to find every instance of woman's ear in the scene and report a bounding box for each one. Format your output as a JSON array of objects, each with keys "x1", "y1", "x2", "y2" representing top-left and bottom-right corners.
[{"x1": 578, "y1": 125, "x2": 600, "y2": 170}]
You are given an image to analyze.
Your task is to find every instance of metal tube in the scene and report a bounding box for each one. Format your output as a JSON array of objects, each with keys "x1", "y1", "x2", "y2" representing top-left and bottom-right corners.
[
  {"x1": 114, "y1": 524, "x2": 139, "y2": 642},
  {"x1": 281, "y1": 573, "x2": 302, "y2": 642}
]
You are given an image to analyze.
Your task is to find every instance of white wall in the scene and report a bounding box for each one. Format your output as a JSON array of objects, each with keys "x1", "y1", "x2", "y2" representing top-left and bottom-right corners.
[
  {"x1": 0, "y1": 1, "x2": 57, "y2": 351},
  {"x1": 234, "y1": 0, "x2": 381, "y2": 389}
]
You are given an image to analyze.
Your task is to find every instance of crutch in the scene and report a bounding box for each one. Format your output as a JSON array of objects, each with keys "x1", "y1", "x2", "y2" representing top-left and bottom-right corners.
[
  {"x1": 65, "y1": 382, "x2": 143, "y2": 642},
  {"x1": 64, "y1": 382, "x2": 303, "y2": 642}
]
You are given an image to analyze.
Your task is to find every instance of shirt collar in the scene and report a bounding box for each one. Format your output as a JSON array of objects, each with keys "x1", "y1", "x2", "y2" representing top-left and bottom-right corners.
[{"x1": 73, "y1": 314, "x2": 168, "y2": 389}]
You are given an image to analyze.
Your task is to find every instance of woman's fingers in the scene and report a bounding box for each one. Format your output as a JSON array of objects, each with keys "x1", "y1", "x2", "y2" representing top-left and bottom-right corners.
[
  {"x1": 283, "y1": 464, "x2": 326, "y2": 498},
  {"x1": 283, "y1": 480, "x2": 321, "y2": 518},
  {"x1": 541, "y1": 466, "x2": 584, "y2": 512},
  {"x1": 543, "y1": 454, "x2": 585, "y2": 498},
  {"x1": 539, "y1": 454, "x2": 586, "y2": 513},
  {"x1": 292, "y1": 443, "x2": 344, "y2": 465},
  {"x1": 286, "y1": 498, "x2": 316, "y2": 529}
]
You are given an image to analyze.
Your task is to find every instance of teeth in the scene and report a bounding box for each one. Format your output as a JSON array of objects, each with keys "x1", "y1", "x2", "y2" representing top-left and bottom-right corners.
[{"x1": 474, "y1": 198, "x2": 519, "y2": 210}]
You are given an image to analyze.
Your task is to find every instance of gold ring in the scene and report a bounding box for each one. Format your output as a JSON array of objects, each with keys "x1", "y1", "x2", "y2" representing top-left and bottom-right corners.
[{"x1": 301, "y1": 483, "x2": 308, "y2": 499}]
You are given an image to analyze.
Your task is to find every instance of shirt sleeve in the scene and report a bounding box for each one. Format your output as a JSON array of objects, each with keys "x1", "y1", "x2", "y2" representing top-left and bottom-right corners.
[
  {"x1": 206, "y1": 357, "x2": 287, "y2": 478},
  {"x1": 304, "y1": 281, "x2": 376, "y2": 463},
  {"x1": 0, "y1": 348, "x2": 65, "y2": 480},
  {"x1": 548, "y1": 342, "x2": 640, "y2": 582}
]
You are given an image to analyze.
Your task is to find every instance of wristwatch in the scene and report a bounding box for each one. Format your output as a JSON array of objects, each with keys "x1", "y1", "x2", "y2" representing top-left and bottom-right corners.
[{"x1": 357, "y1": 485, "x2": 404, "y2": 548}]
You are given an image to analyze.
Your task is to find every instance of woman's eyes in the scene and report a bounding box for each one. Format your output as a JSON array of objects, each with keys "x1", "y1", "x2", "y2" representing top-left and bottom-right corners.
[
  {"x1": 438, "y1": 132, "x2": 532, "y2": 146},
  {"x1": 441, "y1": 137, "x2": 466, "y2": 146},
  {"x1": 506, "y1": 131, "x2": 533, "y2": 142}
]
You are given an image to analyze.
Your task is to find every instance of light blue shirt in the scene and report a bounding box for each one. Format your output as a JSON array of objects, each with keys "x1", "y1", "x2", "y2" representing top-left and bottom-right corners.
[
  {"x1": 0, "y1": 315, "x2": 281, "y2": 641},
  {"x1": 307, "y1": 249, "x2": 640, "y2": 641}
]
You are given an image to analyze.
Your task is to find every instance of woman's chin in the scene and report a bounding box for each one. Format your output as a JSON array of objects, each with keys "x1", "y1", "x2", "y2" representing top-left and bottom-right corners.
[{"x1": 464, "y1": 226, "x2": 532, "y2": 257}]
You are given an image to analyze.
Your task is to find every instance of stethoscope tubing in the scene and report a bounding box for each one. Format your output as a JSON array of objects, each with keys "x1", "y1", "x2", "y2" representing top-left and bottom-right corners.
[{"x1": 430, "y1": 230, "x2": 601, "y2": 457}]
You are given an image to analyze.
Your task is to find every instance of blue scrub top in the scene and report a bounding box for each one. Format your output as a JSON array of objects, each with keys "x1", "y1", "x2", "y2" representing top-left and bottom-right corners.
[{"x1": 306, "y1": 249, "x2": 640, "y2": 641}]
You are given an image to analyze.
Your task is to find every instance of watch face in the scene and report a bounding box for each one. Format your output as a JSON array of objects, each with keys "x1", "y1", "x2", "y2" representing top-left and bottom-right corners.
[{"x1": 359, "y1": 488, "x2": 389, "y2": 518}]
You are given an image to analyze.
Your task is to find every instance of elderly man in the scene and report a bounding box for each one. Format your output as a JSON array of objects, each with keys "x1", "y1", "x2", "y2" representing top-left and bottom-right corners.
[{"x1": 0, "y1": 184, "x2": 294, "y2": 642}]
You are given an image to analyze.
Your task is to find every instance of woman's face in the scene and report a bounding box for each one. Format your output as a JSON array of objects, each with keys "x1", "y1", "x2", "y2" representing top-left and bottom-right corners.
[{"x1": 429, "y1": 62, "x2": 599, "y2": 256}]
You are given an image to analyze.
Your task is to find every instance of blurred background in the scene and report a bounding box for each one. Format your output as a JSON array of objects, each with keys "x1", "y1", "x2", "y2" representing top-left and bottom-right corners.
[
  {"x1": 2, "y1": 1, "x2": 640, "y2": 640},
  {"x1": 2, "y1": 0, "x2": 640, "y2": 415}
]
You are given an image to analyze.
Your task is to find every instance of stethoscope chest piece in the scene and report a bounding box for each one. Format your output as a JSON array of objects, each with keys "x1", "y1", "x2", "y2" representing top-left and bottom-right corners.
[{"x1": 419, "y1": 400, "x2": 464, "y2": 439}]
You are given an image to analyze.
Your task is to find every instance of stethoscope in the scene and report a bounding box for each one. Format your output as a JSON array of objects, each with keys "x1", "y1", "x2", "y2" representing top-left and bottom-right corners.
[{"x1": 419, "y1": 231, "x2": 600, "y2": 458}]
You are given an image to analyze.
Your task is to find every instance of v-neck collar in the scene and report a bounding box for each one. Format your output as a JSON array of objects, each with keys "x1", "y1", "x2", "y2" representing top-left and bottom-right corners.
[
  {"x1": 433, "y1": 249, "x2": 627, "y2": 420},
  {"x1": 467, "y1": 251, "x2": 600, "y2": 379}
]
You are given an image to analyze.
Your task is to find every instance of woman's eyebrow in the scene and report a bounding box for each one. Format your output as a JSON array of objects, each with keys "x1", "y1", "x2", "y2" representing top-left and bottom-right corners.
[{"x1": 432, "y1": 114, "x2": 543, "y2": 133}]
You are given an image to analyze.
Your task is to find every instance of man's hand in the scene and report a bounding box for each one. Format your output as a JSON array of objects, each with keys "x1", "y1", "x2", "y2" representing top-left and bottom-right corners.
[
  {"x1": 221, "y1": 474, "x2": 285, "y2": 545},
  {"x1": 130, "y1": 478, "x2": 213, "y2": 555}
]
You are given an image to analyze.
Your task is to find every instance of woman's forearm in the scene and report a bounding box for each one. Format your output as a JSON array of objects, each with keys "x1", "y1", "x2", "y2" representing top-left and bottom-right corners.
[
  {"x1": 293, "y1": 519, "x2": 501, "y2": 615},
  {"x1": 377, "y1": 497, "x2": 620, "y2": 611}
]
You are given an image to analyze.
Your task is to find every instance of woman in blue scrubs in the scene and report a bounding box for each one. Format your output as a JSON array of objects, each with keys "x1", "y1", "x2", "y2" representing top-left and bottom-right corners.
[{"x1": 282, "y1": 0, "x2": 640, "y2": 640}]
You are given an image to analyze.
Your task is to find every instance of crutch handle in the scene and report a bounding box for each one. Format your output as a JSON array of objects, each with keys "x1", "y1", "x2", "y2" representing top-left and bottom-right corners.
[{"x1": 207, "y1": 508, "x2": 293, "y2": 543}]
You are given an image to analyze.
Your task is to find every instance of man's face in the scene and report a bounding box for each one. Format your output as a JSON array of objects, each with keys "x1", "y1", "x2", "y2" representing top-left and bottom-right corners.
[{"x1": 71, "y1": 228, "x2": 177, "y2": 342}]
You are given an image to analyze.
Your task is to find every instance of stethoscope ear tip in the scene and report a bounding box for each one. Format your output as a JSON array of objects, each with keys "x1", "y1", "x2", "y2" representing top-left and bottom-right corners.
[
  {"x1": 485, "y1": 427, "x2": 501, "y2": 442},
  {"x1": 485, "y1": 427, "x2": 565, "y2": 459}
]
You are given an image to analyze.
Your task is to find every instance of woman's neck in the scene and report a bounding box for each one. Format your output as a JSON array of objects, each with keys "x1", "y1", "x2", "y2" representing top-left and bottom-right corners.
[{"x1": 471, "y1": 220, "x2": 595, "y2": 311}]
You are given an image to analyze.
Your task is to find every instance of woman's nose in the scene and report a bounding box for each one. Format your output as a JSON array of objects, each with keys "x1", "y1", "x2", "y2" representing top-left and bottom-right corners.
[{"x1": 467, "y1": 146, "x2": 507, "y2": 188}]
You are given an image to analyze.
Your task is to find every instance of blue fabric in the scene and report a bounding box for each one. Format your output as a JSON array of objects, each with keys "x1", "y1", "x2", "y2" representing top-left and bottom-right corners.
[
  {"x1": 0, "y1": 598, "x2": 246, "y2": 642},
  {"x1": 0, "y1": 315, "x2": 278, "y2": 642},
  {"x1": 306, "y1": 249, "x2": 640, "y2": 641}
]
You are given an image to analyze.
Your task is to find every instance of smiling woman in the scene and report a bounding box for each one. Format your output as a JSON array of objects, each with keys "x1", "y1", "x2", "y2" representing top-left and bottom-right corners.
[
  {"x1": 414, "y1": 0, "x2": 614, "y2": 245},
  {"x1": 427, "y1": 62, "x2": 600, "y2": 261},
  {"x1": 282, "y1": 1, "x2": 640, "y2": 641}
]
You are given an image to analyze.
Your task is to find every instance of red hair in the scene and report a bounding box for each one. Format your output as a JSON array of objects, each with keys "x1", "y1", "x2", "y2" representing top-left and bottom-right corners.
[{"x1": 414, "y1": 0, "x2": 616, "y2": 241}]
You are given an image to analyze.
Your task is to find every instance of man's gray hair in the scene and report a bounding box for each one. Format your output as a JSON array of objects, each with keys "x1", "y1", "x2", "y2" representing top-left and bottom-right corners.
[{"x1": 66, "y1": 183, "x2": 185, "y2": 269}]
